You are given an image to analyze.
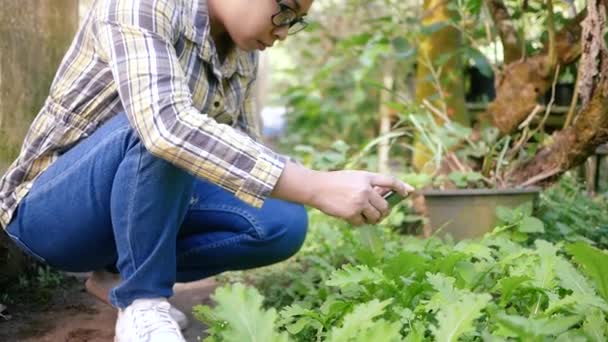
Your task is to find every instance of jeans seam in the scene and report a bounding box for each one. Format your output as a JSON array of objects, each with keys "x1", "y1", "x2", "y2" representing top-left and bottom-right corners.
[
  {"x1": 176, "y1": 232, "x2": 252, "y2": 260},
  {"x1": 125, "y1": 143, "x2": 143, "y2": 272},
  {"x1": 187, "y1": 203, "x2": 266, "y2": 239},
  {"x1": 22, "y1": 127, "x2": 130, "y2": 203},
  {"x1": 5, "y1": 230, "x2": 48, "y2": 264}
]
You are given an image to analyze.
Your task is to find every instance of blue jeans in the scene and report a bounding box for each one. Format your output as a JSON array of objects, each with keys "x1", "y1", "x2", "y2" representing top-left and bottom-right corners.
[{"x1": 5, "y1": 113, "x2": 308, "y2": 308}]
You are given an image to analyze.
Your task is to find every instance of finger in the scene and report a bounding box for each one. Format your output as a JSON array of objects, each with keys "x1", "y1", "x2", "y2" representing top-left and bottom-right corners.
[
  {"x1": 372, "y1": 185, "x2": 390, "y2": 196},
  {"x1": 370, "y1": 174, "x2": 414, "y2": 196},
  {"x1": 349, "y1": 214, "x2": 366, "y2": 227},
  {"x1": 361, "y1": 203, "x2": 382, "y2": 224},
  {"x1": 369, "y1": 191, "x2": 390, "y2": 218}
]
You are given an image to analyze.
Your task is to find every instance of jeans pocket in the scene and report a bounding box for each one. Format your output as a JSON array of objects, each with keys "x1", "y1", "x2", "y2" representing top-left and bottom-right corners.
[{"x1": 4, "y1": 229, "x2": 48, "y2": 264}]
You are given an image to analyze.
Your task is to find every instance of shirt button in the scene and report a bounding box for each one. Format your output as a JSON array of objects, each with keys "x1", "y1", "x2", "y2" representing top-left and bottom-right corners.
[{"x1": 217, "y1": 113, "x2": 232, "y2": 125}]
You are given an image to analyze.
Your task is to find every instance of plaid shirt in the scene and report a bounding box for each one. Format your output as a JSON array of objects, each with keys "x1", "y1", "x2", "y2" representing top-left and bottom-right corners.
[{"x1": 0, "y1": 0, "x2": 286, "y2": 229}]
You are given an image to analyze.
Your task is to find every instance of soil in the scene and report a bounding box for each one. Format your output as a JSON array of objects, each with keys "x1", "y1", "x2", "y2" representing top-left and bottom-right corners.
[{"x1": 0, "y1": 272, "x2": 218, "y2": 342}]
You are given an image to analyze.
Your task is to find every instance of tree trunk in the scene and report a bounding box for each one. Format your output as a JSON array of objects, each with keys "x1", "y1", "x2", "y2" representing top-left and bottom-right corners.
[
  {"x1": 0, "y1": 0, "x2": 78, "y2": 285},
  {"x1": 509, "y1": 0, "x2": 608, "y2": 186},
  {"x1": 378, "y1": 63, "x2": 395, "y2": 174},
  {"x1": 488, "y1": 11, "x2": 586, "y2": 134},
  {"x1": 0, "y1": 0, "x2": 79, "y2": 172},
  {"x1": 413, "y1": 0, "x2": 469, "y2": 171}
]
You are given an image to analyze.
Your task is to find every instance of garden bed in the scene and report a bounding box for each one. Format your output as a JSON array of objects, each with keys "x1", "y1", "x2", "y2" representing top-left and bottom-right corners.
[{"x1": 197, "y1": 178, "x2": 608, "y2": 341}]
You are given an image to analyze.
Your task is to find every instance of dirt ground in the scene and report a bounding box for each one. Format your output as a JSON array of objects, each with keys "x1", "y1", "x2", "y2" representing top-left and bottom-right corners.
[{"x1": 0, "y1": 273, "x2": 218, "y2": 342}]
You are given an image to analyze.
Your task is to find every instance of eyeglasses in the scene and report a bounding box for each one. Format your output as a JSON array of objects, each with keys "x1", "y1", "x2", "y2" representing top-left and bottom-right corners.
[{"x1": 271, "y1": 1, "x2": 308, "y2": 35}]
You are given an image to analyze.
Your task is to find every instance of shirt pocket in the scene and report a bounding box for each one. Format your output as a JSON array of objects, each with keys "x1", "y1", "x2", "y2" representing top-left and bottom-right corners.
[{"x1": 178, "y1": 36, "x2": 240, "y2": 127}]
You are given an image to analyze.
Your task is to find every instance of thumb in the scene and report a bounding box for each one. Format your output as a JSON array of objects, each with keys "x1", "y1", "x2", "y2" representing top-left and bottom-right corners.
[{"x1": 370, "y1": 174, "x2": 414, "y2": 196}]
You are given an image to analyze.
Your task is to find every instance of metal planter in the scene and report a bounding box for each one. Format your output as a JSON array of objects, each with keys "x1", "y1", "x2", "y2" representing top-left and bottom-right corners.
[{"x1": 421, "y1": 187, "x2": 541, "y2": 240}]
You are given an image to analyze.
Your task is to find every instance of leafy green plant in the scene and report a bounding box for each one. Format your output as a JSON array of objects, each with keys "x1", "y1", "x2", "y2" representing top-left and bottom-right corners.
[
  {"x1": 565, "y1": 242, "x2": 608, "y2": 303},
  {"x1": 198, "y1": 197, "x2": 608, "y2": 341},
  {"x1": 538, "y1": 176, "x2": 608, "y2": 249},
  {"x1": 392, "y1": 107, "x2": 543, "y2": 190},
  {"x1": 446, "y1": 171, "x2": 485, "y2": 188},
  {"x1": 494, "y1": 201, "x2": 545, "y2": 237},
  {"x1": 194, "y1": 283, "x2": 288, "y2": 342}
]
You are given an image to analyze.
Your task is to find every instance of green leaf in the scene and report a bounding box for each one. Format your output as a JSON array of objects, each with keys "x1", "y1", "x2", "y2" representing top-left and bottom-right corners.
[
  {"x1": 556, "y1": 330, "x2": 590, "y2": 342},
  {"x1": 200, "y1": 283, "x2": 289, "y2": 342},
  {"x1": 447, "y1": 172, "x2": 469, "y2": 188},
  {"x1": 279, "y1": 304, "x2": 323, "y2": 334},
  {"x1": 326, "y1": 265, "x2": 385, "y2": 288},
  {"x1": 320, "y1": 299, "x2": 350, "y2": 319},
  {"x1": 496, "y1": 206, "x2": 516, "y2": 223},
  {"x1": 544, "y1": 295, "x2": 581, "y2": 315},
  {"x1": 355, "y1": 320, "x2": 402, "y2": 342},
  {"x1": 496, "y1": 276, "x2": 531, "y2": 306},
  {"x1": 328, "y1": 299, "x2": 392, "y2": 342},
  {"x1": 465, "y1": 0, "x2": 483, "y2": 14},
  {"x1": 583, "y1": 309, "x2": 606, "y2": 342},
  {"x1": 285, "y1": 317, "x2": 321, "y2": 335},
  {"x1": 516, "y1": 202, "x2": 534, "y2": 217},
  {"x1": 518, "y1": 217, "x2": 545, "y2": 233},
  {"x1": 404, "y1": 321, "x2": 426, "y2": 342},
  {"x1": 382, "y1": 251, "x2": 429, "y2": 279},
  {"x1": 454, "y1": 261, "x2": 478, "y2": 288},
  {"x1": 497, "y1": 314, "x2": 582, "y2": 338},
  {"x1": 554, "y1": 257, "x2": 596, "y2": 297},
  {"x1": 426, "y1": 273, "x2": 461, "y2": 313},
  {"x1": 434, "y1": 252, "x2": 468, "y2": 275},
  {"x1": 533, "y1": 240, "x2": 558, "y2": 289},
  {"x1": 340, "y1": 33, "x2": 372, "y2": 48},
  {"x1": 354, "y1": 247, "x2": 380, "y2": 267},
  {"x1": 392, "y1": 37, "x2": 416, "y2": 60},
  {"x1": 431, "y1": 292, "x2": 491, "y2": 342},
  {"x1": 566, "y1": 242, "x2": 608, "y2": 302},
  {"x1": 467, "y1": 47, "x2": 493, "y2": 77},
  {"x1": 402, "y1": 173, "x2": 433, "y2": 188},
  {"x1": 454, "y1": 241, "x2": 494, "y2": 262}
]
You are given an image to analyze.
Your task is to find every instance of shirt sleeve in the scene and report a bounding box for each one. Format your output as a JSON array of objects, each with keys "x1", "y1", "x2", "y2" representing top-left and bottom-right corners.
[{"x1": 94, "y1": 0, "x2": 285, "y2": 207}]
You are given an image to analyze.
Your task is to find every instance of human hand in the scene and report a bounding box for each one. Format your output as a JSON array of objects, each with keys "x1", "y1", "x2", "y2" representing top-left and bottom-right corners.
[{"x1": 309, "y1": 170, "x2": 414, "y2": 226}]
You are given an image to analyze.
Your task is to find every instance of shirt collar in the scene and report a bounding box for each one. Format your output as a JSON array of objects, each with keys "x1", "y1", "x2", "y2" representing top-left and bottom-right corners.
[{"x1": 183, "y1": 0, "x2": 256, "y2": 79}]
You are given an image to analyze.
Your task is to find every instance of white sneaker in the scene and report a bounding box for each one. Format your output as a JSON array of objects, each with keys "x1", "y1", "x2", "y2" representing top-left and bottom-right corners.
[
  {"x1": 114, "y1": 298, "x2": 186, "y2": 342},
  {"x1": 86, "y1": 270, "x2": 189, "y2": 330},
  {"x1": 170, "y1": 305, "x2": 189, "y2": 330}
]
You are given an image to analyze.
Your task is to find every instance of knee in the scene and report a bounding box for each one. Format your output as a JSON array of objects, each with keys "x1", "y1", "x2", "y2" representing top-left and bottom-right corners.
[
  {"x1": 264, "y1": 202, "x2": 308, "y2": 262},
  {"x1": 283, "y1": 203, "x2": 309, "y2": 257}
]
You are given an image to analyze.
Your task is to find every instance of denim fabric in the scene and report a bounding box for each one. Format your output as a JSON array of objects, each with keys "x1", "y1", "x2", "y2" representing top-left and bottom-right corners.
[{"x1": 5, "y1": 113, "x2": 308, "y2": 308}]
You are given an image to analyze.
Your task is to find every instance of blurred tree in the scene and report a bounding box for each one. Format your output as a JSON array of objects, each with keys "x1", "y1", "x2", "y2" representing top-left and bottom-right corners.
[
  {"x1": 0, "y1": 0, "x2": 78, "y2": 172},
  {"x1": 0, "y1": 0, "x2": 78, "y2": 285},
  {"x1": 413, "y1": 0, "x2": 470, "y2": 171}
]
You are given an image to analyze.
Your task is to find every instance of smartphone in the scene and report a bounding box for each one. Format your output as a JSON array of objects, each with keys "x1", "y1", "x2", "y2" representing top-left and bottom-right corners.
[{"x1": 383, "y1": 190, "x2": 406, "y2": 207}]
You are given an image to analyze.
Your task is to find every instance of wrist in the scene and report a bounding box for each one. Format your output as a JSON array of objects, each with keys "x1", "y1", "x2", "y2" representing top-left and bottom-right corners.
[
  {"x1": 272, "y1": 160, "x2": 324, "y2": 206},
  {"x1": 302, "y1": 169, "x2": 325, "y2": 207}
]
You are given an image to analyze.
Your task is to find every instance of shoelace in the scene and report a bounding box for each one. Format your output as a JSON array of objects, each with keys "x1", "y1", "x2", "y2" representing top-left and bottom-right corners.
[{"x1": 132, "y1": 302, "x2": 181, "y2": 339}]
